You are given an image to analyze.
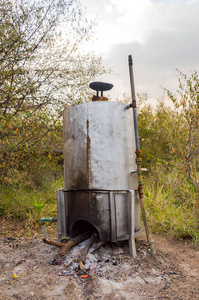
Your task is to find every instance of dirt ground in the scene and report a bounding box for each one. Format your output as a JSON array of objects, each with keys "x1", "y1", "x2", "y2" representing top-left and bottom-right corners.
[{"x1": 0, "y1": 218, "x2": 199, "y2": 300}]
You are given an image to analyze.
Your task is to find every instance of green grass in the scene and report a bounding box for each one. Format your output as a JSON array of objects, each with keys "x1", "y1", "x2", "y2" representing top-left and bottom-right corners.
[
  {"x1": 143, "y1": 166, "x2": 199, "y2": 245},
  {"x1": 0, "y1": 177, "x2": 64, "y2": 228}
]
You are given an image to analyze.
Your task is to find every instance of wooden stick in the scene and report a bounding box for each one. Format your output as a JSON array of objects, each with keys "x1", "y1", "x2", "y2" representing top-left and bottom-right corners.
[
  {"x1": 78, "y1": 233, "x2": 96, "y2": 269},
  {"x1": 43, "y1": 231, "x2": 93, "y2": 256},
  {"x1": 91, "y1": 241, "x2": 107, "y2": 254}
]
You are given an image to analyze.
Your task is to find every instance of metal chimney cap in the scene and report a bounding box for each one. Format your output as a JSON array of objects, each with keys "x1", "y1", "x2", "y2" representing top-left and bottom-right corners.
[{"x1": 89, "y1": 81, "x2": 113, "y2": 92}]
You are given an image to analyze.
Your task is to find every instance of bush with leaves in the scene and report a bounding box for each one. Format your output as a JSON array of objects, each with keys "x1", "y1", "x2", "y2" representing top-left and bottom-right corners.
[
  {"x1": 164, "y1": 70, "x2": 199, "y2": 189},
  {"x1": 0, "y1": 0, "x2": 105, "y2": 186},
  {"x1": 138, "y1": 101, "x2": 186, "y2": 167},
  {"x1": 138, "y1": 71, "x2": 199, "y2": 189},
  {"x1": 136, "y1": 72, "x2": 199, "y2": 243}
]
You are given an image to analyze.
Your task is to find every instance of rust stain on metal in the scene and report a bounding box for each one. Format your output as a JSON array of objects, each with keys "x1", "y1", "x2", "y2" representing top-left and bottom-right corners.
[
  {"x1": 92, "y1": 96, "x2": 108, "y2": 101},
  {"x1": 87, "y1": 119, "x2": 91, "y2": 187}
]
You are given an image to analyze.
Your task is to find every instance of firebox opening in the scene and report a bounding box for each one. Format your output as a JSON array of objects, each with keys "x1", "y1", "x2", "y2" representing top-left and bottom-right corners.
[{"x1": 71, "y1": 219, "x2": 99, "y2": 238}]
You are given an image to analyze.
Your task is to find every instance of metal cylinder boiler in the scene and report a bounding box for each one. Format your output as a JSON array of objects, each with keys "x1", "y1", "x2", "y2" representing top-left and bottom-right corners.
[{"x1": 57, "y1": 100, "x2": 142, "y2": 255}]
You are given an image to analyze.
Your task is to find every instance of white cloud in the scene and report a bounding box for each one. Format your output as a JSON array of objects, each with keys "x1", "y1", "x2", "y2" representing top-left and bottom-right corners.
[
  {"x1": 82, "y1": 0, "x2": 158, "y2": 49},
  {"x1": 81, "y1": 0, "x2": 199, "y2": 100}
]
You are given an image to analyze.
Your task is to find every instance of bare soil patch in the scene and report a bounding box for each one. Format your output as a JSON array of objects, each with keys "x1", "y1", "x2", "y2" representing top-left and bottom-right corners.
[{"x1": 0, "y1": 218, "x2": 198, "y2": 300}]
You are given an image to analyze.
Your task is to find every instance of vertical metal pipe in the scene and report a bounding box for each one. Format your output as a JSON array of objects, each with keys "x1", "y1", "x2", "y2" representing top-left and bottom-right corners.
[
  {"x1": 128, "y1": 55, "x2": 140, "y2": 150},
  {"x1": 128, "y1": 55, "x2": 154, "y2": 255},
  {"x1": 128, "y1": 190, "x2": 136, "y2": 257},
  {"x1": 41, "y1": 224, "x2": 48, "y2": 239}
]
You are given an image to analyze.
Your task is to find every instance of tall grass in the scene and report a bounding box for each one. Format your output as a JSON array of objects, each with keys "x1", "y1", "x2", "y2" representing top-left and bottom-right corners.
[
  {"x1": 0, "y1": 177, "x2": 63, "y2": 228},
  {"x1": 143, "y1": 165, "x2": 199, "y2": 244}
]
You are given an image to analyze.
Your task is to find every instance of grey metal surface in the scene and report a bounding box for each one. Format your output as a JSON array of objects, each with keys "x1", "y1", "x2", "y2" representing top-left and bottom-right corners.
[
  {"x1": 128, "y1": 190, "x2": 136, "y2": 257},
  {"x1": 63, "y1": 101, "x2": 138, "y2": 191},
  {"x1": 110, "y1": 191, "x2": 117, "y2": 242},
  {"x1": 58, "y1": 101, "x2": 142, "y2": 254},
  {"x1": 57, "y1": 189, "x2": 142, "y2": 243},
  {"x1": 57, "y1": 189, "x2": 67, "y2": 241}
]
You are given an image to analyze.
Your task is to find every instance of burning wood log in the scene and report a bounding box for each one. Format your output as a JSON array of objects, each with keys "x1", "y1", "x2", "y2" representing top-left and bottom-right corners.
[{"x1": 43, "y1": 231, "x2": 93, "y2": 256}]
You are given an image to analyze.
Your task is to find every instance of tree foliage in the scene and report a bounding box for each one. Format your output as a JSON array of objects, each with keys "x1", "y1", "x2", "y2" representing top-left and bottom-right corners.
[
  {"x1": 138, "y1": 70, "x2": 199, "y2": 190},
  {"x1": 136, "y1": 72, "x2": 199, "y2": 242},
  {"x1": 165, "y1": 70, "x2": 199, "y2": 188},
  {"x1": 0, "y1": 0, "x2": 105, "y2": 185}
]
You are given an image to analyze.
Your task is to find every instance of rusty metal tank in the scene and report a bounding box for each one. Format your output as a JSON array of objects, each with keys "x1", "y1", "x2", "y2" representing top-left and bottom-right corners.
[{"x1": 57, "y1": 100, "x2": 142, "y2": 256}]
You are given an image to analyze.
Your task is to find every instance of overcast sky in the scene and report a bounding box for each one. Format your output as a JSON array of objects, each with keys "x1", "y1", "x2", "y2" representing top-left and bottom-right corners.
[{"x1": 81, "y1": 0, "x2": 199, "y2": 102}]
